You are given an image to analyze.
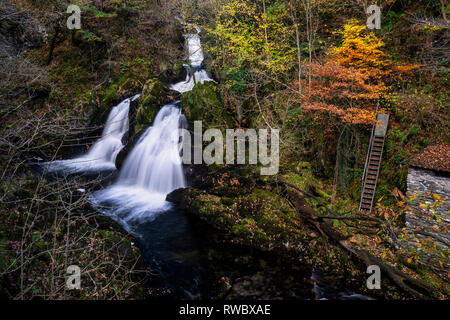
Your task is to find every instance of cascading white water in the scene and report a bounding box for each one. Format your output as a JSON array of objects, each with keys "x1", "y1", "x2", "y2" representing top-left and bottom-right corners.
[
  {"x1": 91, "y1": 102, "x2": 186, "y2": 224},
  {"x1": 119, "y1": 103, "x2": 186, "y2": 193},
  {"x1": 92, "y1": 28, "x2": 213, "y2": 225},
  {"x1": 170, "y1": 33, "x2": 215, "y2": 93},
  {"x1": 42, "y1": 95, "x2": 137, "y2": 173}
]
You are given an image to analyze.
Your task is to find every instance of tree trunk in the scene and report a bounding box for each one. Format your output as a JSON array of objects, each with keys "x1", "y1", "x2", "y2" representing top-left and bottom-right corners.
[{"x1": 46, "y1": 25, "x2": 60, "y2": 66}]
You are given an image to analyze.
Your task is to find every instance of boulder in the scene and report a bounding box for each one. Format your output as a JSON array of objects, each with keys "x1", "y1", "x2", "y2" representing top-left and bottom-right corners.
[{"x1": 181, "y1": 81, "x2": 234, "y2": 128}]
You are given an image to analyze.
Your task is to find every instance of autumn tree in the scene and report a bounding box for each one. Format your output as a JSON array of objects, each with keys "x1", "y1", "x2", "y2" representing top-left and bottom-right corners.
[
  {"x1": 299, "y1": 19, "x2": 420, "y2": 124},
  {"x1": 297, "y1": 19, "x2": 418, "y2": 195}
]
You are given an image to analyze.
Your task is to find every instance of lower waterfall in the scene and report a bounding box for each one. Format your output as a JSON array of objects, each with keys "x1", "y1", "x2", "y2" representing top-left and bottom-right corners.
[{"x1": 90, "y1": 102, "x2": 186, "y2": 226}]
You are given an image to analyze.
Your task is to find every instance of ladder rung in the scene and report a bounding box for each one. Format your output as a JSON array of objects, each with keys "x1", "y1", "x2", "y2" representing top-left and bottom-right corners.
[{"x1": 361, "y1": 116, "x2": 387, "y2": 212}]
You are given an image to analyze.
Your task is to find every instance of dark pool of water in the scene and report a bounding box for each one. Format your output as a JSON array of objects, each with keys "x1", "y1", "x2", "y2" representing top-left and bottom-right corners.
[{"x1": 122, "y1": 206, "x2": 372, "y2": 300}]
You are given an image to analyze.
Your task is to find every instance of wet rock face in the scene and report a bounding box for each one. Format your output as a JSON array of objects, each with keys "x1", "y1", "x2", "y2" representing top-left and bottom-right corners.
[
  {"x1": 0, "y1": 2, "x2": 45, "y2": 54},
  {"x1": 406, "y1": 167, "x2": 450, "y2": 248}
]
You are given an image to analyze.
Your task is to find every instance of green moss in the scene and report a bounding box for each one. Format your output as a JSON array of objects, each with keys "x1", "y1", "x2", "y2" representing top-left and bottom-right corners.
[
  {"x1": 182, "y1": 185, "x2": 303, "y2": 250},
  {"x1": 181, "y1": 82, "x2": 233, "y2": 128},
  {"x1": 281, "y1": 170, "x2": 319, "y2": 192},
  {"x1": 231, "y1": 219, "x2": 269, "y2": 245}
]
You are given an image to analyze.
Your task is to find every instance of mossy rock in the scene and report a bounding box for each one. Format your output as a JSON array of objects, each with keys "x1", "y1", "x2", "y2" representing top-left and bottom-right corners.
[
  {"x1": 135, "y1": 78, "x2": 179, "y2": 134},
  {"x1": 243, "y1": 188, "x2": 303, "y2": 242},
  {"x1": 167, "y1": 186, "x2": 304, "y2": 250},
  {"x1": 166, "y1": 183, "x2": 357, "y2": 272},
  {"x1": 167, "y1": 188, "x2": 236, "y2": 230},
  {"x1": 180, "y1": 82, "x2": 234, "y2": 128},
  {"x1": 282, "y1": 170, "x2": 321, "y2": 193},
  {"x1": 159, "y1": 60, "x2": 187, "y2": 84}
]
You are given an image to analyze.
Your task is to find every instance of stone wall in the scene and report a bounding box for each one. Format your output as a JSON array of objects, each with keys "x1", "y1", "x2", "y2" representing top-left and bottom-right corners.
[{"x1": 406, "y1": 167, "x2": 450, "y2": 248}]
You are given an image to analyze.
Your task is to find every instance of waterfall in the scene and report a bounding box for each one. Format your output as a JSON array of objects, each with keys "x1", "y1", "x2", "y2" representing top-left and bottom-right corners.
[
  {"x1": 90, "y1": 102, "x2": 186, "y2": 224},
  {"x1": 170, "y1": 33, "x2": 215, "y2": 93},
  {"x1": 119, "y1": 102, "x2": 186, "y2": 193},
  {"x1": 41, "y1": 95, "x2": 137, "y2": 174},
  {"x1": 91, "y1": 27, "x2": 212, "y2": 225}
]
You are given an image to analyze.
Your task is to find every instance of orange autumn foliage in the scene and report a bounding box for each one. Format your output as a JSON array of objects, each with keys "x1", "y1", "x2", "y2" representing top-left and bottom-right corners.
[{"x1": 297, "y1": 20, "x2": 419, "y2": 125}]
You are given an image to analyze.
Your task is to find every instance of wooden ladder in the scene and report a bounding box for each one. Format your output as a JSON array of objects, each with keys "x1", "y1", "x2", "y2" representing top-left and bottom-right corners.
[{"x1": 359, "y1": 114, "x2": 389, "y2": 213}]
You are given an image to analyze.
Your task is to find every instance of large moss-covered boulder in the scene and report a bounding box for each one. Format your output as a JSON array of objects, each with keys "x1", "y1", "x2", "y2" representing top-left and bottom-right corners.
[
  {"x1": 166, "y1": 185, "x2": 307, "y2": 251},
  {"x1": 181, "y1": 81, "x2": 234, "y2": 128},
  {"x1": 166, "y1": 161, "x2": 356, "y2": 273}
]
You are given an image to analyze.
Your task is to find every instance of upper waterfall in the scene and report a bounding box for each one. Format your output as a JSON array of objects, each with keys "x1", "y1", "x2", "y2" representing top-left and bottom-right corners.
[{"x1": 170, "y1": 33, "x2": 215, "y2": 93}]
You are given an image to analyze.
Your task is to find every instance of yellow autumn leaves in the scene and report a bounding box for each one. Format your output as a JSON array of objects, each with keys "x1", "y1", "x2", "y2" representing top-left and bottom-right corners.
[{"x1": 212, "y1": 0, "x2": 296, "y2": 75}]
